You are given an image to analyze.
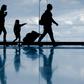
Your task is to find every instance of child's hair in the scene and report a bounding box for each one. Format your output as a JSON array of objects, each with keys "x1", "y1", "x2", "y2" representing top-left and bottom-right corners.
[{"x1": 15, "y1": 19, "x2": 19, "y2": 24}]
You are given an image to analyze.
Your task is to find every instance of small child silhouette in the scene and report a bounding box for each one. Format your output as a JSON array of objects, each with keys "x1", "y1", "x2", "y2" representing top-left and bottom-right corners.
[{"x1": 13, "y1": 20, "x2": 27, "y2": 42}]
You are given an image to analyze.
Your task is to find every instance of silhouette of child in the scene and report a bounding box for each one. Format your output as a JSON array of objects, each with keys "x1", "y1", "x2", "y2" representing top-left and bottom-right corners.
[{"x1": 13, "y1": 20, "x2": 27, "y2": 42}]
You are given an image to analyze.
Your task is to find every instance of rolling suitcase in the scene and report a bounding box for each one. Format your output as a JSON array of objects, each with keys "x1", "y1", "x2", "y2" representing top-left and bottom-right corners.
[{"x1": 23, "y1": 31, "x2": 40, "y2": 43}]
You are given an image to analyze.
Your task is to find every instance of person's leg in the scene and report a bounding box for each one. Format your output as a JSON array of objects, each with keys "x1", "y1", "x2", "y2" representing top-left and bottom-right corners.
[
  {"x1": 48, "y1": 47, "x2": 54, "y2": 66},
  {"x1": 3, "y1": 27, "x2": 7, "y2": 42},
  {"x1": 38, "y1": 29, "x2": 47, "y2": 42},
  {"x1": 19, "y1": 33, "x2": 21, "y2": 43},
  {"x1": 0, "y1": 28, "x2": 3, "y2": 35},
  {"x1": 48, "y1": 27, "x2": 55, "y2": 42},
  {"x1": 13, "y1": 38, "x2": 17, "y2": 42},
  {"x1": 13, "y1": 32, "x2": 20, "y2": 42}
]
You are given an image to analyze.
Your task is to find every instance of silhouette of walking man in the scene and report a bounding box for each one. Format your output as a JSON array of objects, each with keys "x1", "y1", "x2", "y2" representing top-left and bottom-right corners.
[
  {"x1": 0, "y1": 4, "x2": 7, "y2": 42},
  {"x1": 39, "y1": 47, "x2": 55, "y2": 84},
  {"x1": 13, "y1": 19, "x2": 27, "y2": 42},
  {"x1": 38, "y1": 4, "x2": 58, "y2": 42}
]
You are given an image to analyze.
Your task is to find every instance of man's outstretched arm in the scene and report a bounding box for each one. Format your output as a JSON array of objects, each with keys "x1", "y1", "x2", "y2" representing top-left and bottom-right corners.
[{"x1": 52, "y1": 18, "x2": 58, "y2": 26}]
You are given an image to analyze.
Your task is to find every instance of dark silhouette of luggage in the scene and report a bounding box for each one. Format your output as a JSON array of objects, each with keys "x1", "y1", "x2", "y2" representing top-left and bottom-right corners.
[{"x1": 23, "y1": 31, "x2": 40, "y2": 43}]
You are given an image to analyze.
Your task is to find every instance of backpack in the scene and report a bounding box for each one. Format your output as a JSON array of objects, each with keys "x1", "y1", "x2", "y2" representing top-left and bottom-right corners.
[{"x1": 39, "y1": 12, "x2": 46, "y2": 25}]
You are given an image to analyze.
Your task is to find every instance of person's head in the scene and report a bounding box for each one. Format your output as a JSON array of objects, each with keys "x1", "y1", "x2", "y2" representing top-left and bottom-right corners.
[
  {"x1": 15, "y1": 19, "x2": 19, "y2": 24},
  {"x1": 47, "y1": 4, "x2": 53, "y2": 11},
  {"x1": 1, "y1": 4, "x2": 7, "y2": 11}
]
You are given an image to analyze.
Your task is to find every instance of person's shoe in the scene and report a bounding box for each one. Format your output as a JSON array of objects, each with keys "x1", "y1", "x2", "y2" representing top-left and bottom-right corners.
[{"x1": 52, "y1": 41, "x2": 58, "y2": 46}]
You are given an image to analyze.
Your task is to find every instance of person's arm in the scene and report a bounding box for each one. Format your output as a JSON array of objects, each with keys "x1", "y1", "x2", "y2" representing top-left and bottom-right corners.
[
  {"x1": 52, "y1": 18, "x2": 58, "y2": 26},
  {"x1": 4, "y1": 12, "x2": 7, "y2": 17},
  {"x1": 20, "y1": 23, "x2": 27, "y2": 27}
]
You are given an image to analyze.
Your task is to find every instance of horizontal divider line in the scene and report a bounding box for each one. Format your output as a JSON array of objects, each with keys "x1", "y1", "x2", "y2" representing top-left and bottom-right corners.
[{"x1": 0, "y1": 42, "x2": 84, "y2": 45}]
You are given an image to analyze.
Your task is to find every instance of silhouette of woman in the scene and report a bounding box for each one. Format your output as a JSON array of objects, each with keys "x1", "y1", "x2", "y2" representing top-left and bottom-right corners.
[{"x1": 0, "y1": 4, "x2": 7, "y2": 42}]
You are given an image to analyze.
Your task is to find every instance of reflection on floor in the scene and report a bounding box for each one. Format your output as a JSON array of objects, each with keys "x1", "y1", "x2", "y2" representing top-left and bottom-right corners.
[{"x1": 0, "y1": 45, "x2": 84, "y2": 84}]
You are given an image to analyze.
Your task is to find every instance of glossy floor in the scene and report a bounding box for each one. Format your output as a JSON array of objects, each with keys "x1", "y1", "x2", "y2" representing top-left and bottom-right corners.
[{"x1": 0, "y1": 46, "x2": 84, "y2": 84}]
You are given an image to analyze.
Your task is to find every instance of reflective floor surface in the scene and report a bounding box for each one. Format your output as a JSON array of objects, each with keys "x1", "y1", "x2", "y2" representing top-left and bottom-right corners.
[{"x1": 0, "y1": 45, "x2": 84, "y2": 84}]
